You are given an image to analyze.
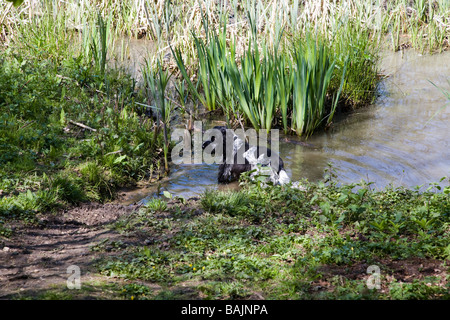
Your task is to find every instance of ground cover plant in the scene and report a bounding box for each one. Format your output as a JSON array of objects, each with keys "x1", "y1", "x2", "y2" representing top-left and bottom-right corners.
[
  {"x1": 0, "y1": 8, "x2": 167, "y2": 229},
  {"x1": 96, "y1": 173, "x2": 450, "y2": 300}
]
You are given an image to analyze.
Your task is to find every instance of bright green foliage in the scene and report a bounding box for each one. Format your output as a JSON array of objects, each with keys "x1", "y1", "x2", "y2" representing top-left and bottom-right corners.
[
  {"x1": 5, "y1": 0, "x2": 24, "y2": 8},
  {"x1": 0, "y1": 13, "x2": 166, "y2": 221},
  {"x1": 292, "y1": 36, "x2": 347, "y2": 136},
  {"x1": 97, "y1": 173, "x2": 450, "y2": 300},
  {"x1": 174, "y1": 17, "x2": 350, "y2": 136}
]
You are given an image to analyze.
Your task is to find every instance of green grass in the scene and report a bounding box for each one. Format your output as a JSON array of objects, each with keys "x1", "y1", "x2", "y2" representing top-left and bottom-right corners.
[
  {"x1": 0, "y1": 10, "x2": 166, "y2": 224},
  {"x1": 96, "y1": 173, "x2": 450, "y2": 300},
  {"x1": 8, "y1": 281, "x2": 123, "y2": 300}
]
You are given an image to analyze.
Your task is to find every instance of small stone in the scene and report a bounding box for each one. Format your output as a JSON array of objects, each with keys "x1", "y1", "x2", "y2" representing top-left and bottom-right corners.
[
  {"x1": 2, "y1": 247, "x2": 10, "y2": 252},
  {"x1": 312, "y1": 285, "x2": 323, "y2": 291}
]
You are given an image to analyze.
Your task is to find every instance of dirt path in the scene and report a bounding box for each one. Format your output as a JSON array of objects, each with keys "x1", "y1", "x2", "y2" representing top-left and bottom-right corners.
[{"x1": 0, "y1": 202, "x2": 140, "y2": 299}]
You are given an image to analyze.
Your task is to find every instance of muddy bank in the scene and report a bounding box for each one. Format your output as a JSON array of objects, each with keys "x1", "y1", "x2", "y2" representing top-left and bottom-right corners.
[{"x1": 0, "y1": 202, "x2": 140, "y2": 299}]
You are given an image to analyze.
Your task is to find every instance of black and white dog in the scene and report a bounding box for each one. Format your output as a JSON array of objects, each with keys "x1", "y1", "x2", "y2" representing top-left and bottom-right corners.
[{"x1": 202, "y1": 126, "x2": 290, "y2": 185}]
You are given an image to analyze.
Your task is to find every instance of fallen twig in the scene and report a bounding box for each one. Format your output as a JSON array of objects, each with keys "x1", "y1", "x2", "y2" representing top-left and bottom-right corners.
[
  {"x1": 19, "y1": 120, "x2": 35, "y2": 130},
  {"x1": 105, "y1": 149, "x2": 123, "y2": 156},
  {"x1": 68, "y1": 120, "x2": 97, "y2": 132}
]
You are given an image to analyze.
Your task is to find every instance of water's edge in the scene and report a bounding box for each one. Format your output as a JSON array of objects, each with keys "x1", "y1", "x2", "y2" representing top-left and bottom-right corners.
[{"x1": 116, "y1": 45, "x2": 450, "y2": 204}]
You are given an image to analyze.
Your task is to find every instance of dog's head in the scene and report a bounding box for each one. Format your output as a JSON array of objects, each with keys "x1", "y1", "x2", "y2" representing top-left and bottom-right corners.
[{"x1": 202, "y1": 126, "x2": 227, "y2": 150}]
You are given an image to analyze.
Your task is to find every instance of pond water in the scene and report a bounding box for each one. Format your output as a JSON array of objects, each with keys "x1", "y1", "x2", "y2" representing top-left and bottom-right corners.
[
  {"x1": 115, "y1": 41, "x2": 450, "y2": 203},
  {"x1": 282, "y1": 49, "x2": 450, "y2": 190}
]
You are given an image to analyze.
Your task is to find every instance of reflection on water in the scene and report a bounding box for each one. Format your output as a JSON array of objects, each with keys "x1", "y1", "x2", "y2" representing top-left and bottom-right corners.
[
  {"x1": 110, "y1": 37, "x2": 159, "y2": 81},
  {"x1": 120, "y1": 42, "x2": 449, "y2": 202},
  {"x1": 133, "y1": 164, "x2": 240, "y2": 205}
]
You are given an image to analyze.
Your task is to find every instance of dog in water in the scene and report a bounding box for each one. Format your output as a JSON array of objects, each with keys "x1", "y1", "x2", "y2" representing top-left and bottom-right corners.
[{"x1": 201, "y1": 126, "x2": 290, "y2": 185}]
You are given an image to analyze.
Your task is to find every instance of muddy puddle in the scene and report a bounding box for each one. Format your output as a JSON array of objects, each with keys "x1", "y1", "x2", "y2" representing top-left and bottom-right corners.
[{"x1": 115, "y1": 39, "x2": 450, "y2": 203}]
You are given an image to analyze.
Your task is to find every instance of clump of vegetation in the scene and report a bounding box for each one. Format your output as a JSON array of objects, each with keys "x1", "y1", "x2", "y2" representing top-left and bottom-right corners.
[
  {"x1": 172, "y1": 6, "x2": 374, "y2": 136},
  {"x1": 141, "y1": 59, "x2": 173, "y2": 174},
  {"x1": 0, "y1": 8, "x2": 166, "y2": 225}
]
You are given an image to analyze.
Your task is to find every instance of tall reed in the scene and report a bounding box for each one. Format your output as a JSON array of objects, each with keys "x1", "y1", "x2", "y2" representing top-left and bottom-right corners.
[
  {"x1": 2, "y1": 0, "x2": 449, "y2": 55},
  {"x1": 88, "y1": 13, "x2": 111, "y2": 75},
  {"x1": 173, "y1": 9, "x2": 349, "y2": 136},
  {"x1": 292, "y1": 36, "x2": 346, "y2": 136},
  {"x1": 141, "y1": 59, "x2": 172, "y2": 174},
  {"x1": 171, "y1": 15, "x2": 237, "y2": 117}
]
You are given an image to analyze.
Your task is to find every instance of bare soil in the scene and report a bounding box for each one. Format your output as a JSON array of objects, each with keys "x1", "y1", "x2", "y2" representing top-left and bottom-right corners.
[
  {"x1": 0, "y1": 201, "x2": 140, "y2": 299},
  {"x1": 315, "y1": 257, "x2": 449, "y2": 295}
]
